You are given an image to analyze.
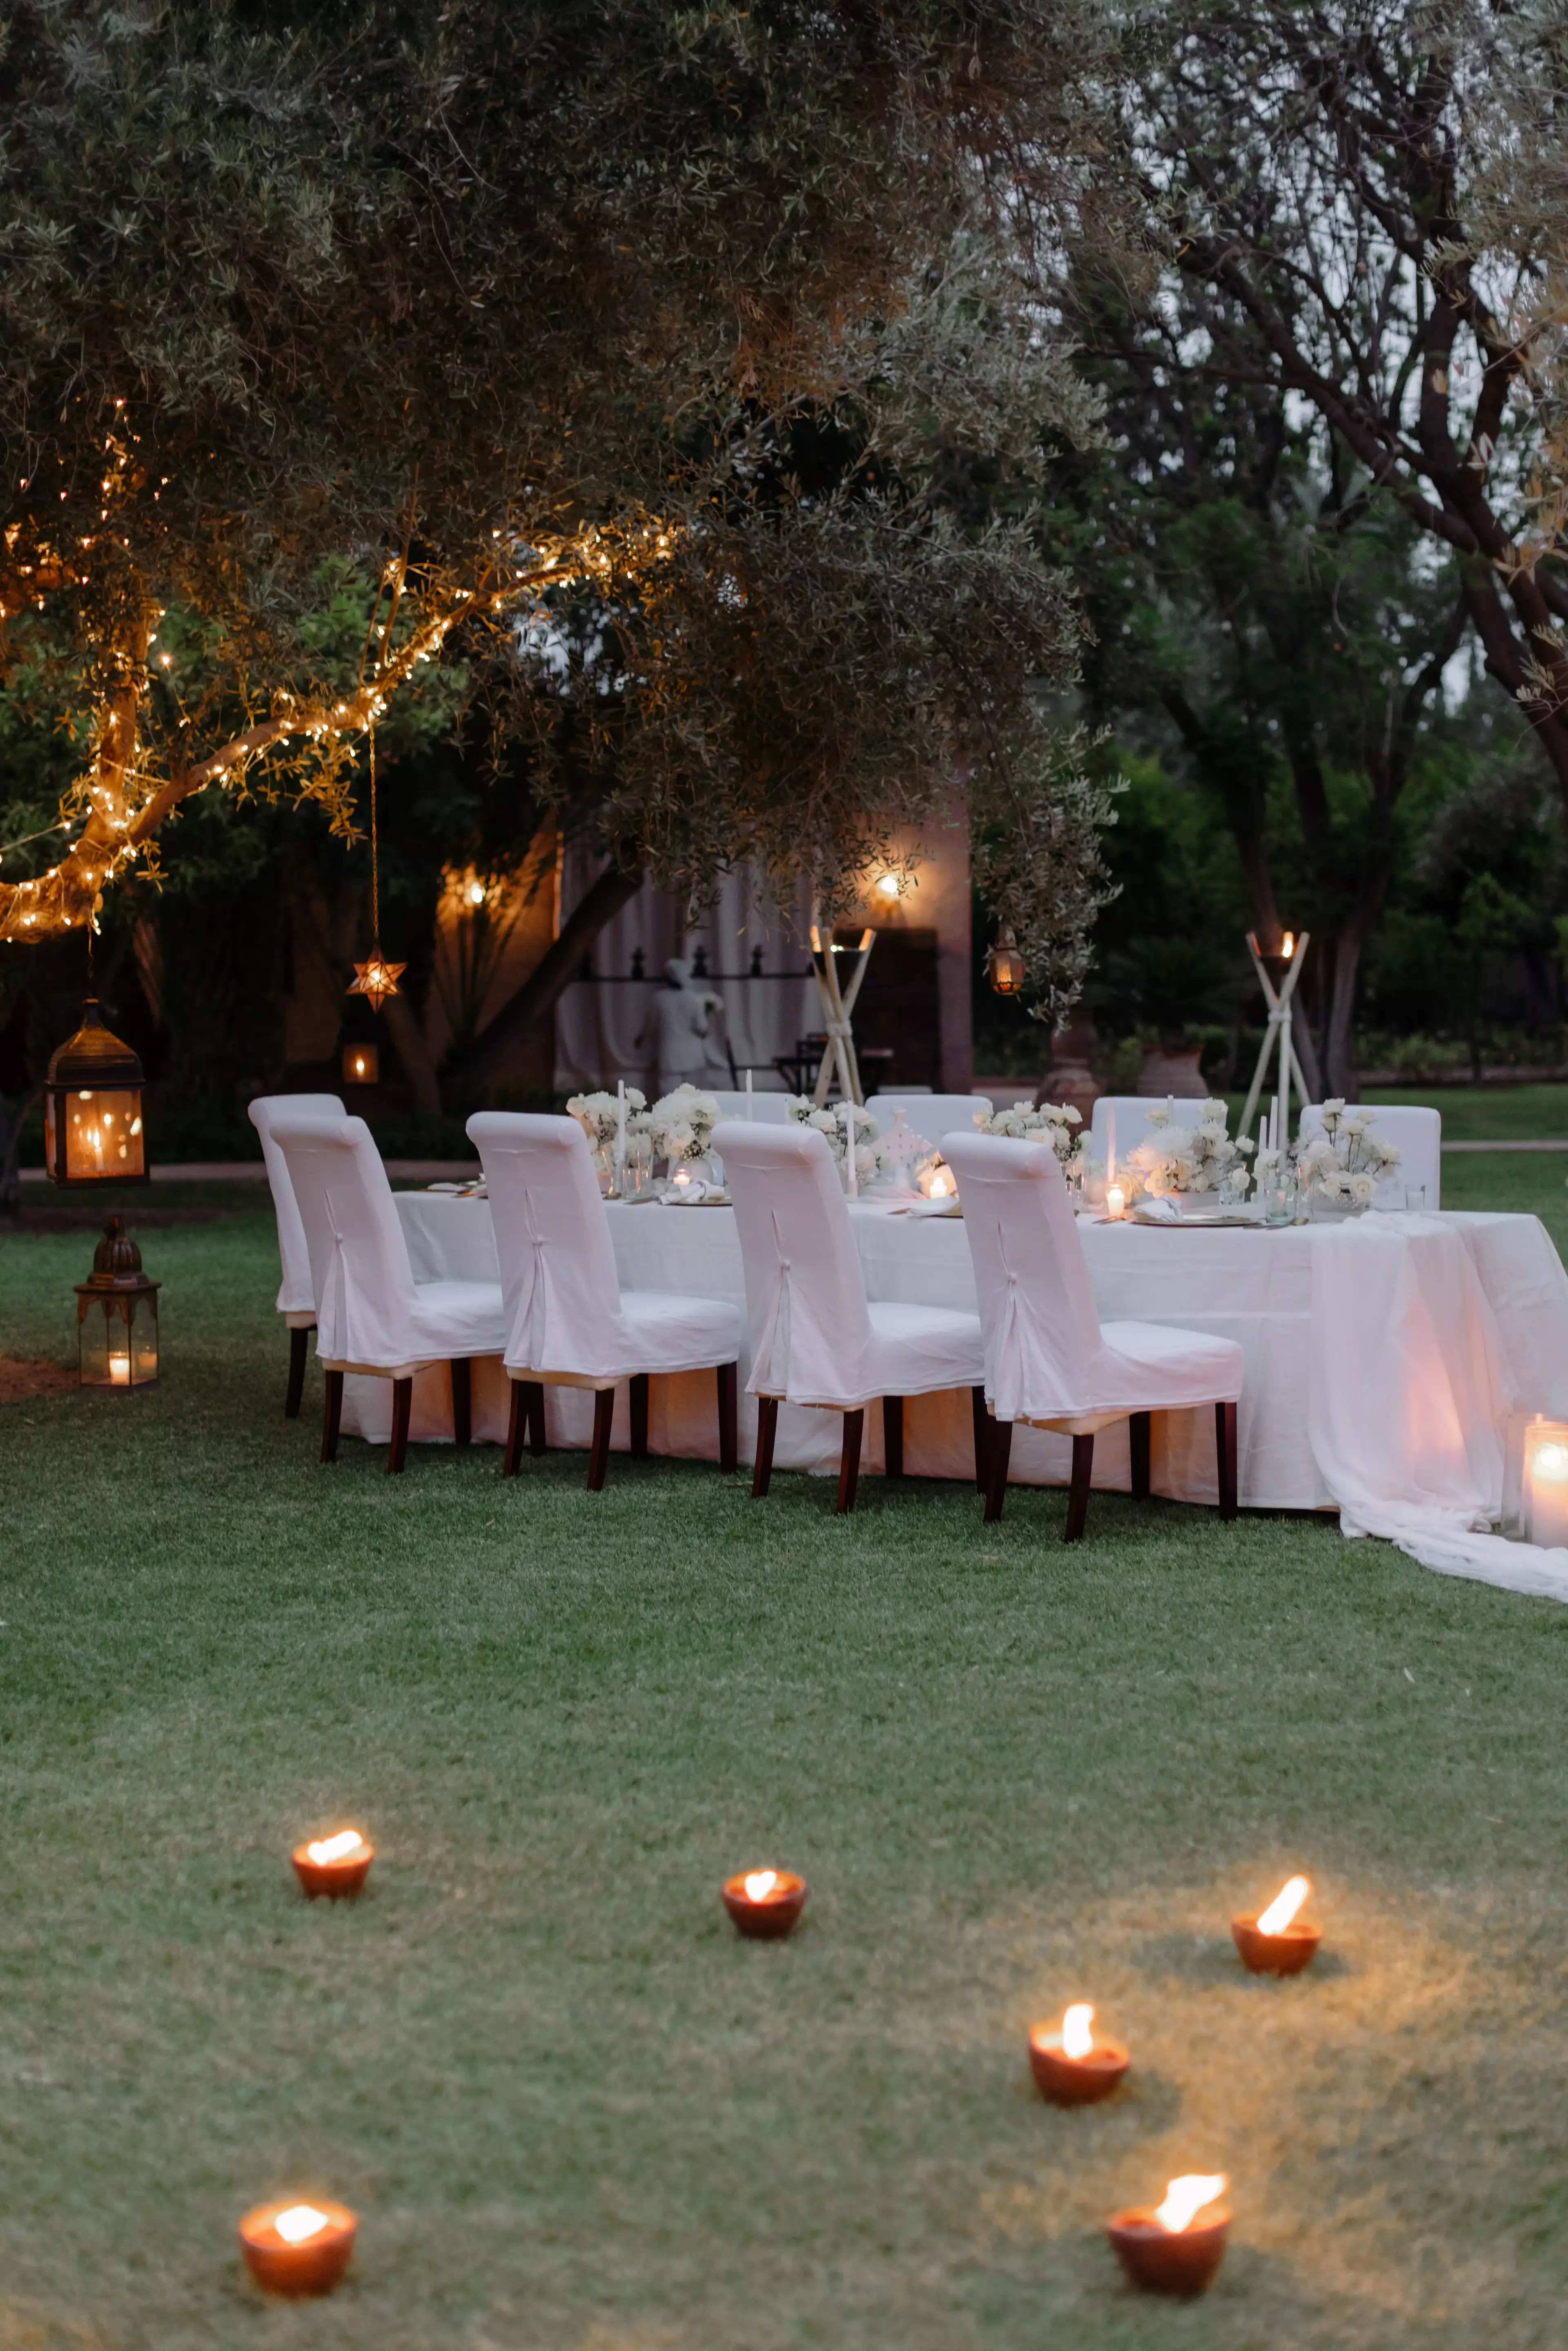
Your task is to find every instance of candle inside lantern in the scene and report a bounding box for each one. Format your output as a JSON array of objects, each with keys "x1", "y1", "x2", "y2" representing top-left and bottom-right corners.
[
  {"x1": 291, "y1": 1827, "x2": 374, "y2": 1899},
  {"x1": 1232, "y1": 1871, "x2": 1321, "y2": 1973},
  {"x1": 1107, "y1": 2172, "x2": 1230, "y2": 2297},
  {"x1": 238, "y1": 2197, "x2": 358, "y2": 2297},
  {"x1": 108, "y1": 1352, "x2": 131, "y2": 1386},
  {"x1": 721, "y1": 1865, "x2": 808, "y2": 1940},
  {"x1": 1027, "y1": 2000, "x2": 1129, "y2": 2106},
  {"x1": 1105, "y1": 1184, "x2": 1126, "y2": 1219},
  {"x1": 1524, "y1": 1424, "x2": 1568, "y2": 1548}
]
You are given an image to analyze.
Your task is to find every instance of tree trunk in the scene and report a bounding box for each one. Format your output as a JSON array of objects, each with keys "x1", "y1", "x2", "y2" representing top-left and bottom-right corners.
[
  {"x1": 380, "y1": 992, "x2": 443, "y2": 1116},
  {"x1": 443, "y1": 859, "x2": 644, "y2": 1109},
  {"x1": 1319, "y1": 928, "x2": 1366, "y2": 1103},
  {"x1": 0, "y1": 1085, "x2": 42, "y2": 1229}
]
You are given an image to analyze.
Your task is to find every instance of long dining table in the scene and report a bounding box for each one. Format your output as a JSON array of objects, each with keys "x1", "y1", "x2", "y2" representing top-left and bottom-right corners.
[{"x1": 333, "y1": 1191, "x2": 1568, "y2": 1588}]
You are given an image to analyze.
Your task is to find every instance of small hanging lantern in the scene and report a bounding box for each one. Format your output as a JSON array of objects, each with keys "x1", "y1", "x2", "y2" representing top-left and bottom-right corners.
[
  {"x1": 75, "y1": 1216, "x2": 160, "y2": 1391},
  {"x1": 44, "y1": 999, "x2": 149, "y2": 1188},
  {"x1": 341, "y1": 1041, "x2": 380, "y2": 1085},
  {"x1": 345, "y1": 726, "x2": 403, "y2": 1013},
  {"x1": 986, "y1": 927, "x2": 1027, "y2": 997}
]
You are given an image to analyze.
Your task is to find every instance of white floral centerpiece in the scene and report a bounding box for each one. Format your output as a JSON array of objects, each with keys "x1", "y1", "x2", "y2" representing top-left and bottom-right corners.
[
  {"x1": 566, "y1": 1087, "x2": 647, "y2": 1152},
  {"x1": 648, "y1": 1083, "x2": 722, "y2": 1166},
  {"x1": 1294, "y1": 1099, "x2": 1401, "y2": 1215},
  {"x1": 975, "y1": 1099, "x2": 1084, "y2": 1163},
  {"x1": 786, "y1": 1094, "x2": 880, "y2": 1188},
  {"x1": 1125, "y1": 1098, "x2": 1252, "y2": 1201}
]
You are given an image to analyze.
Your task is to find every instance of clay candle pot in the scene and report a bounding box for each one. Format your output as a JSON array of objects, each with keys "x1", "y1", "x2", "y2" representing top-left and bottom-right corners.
[
  {"x1": 1107, "y1": 2175, "x2": 1229, "y2": 2297},
  {"x1": 238, "y1": 2200, "x2": 358, "y2": 2297},
  {"x1": 1232, "y1": 1873, "x2": 1321, "y2": 1975},
  {"x1": 291, "y1": 1828, "x2": 374, "y2": 1900},
  {"x1": 722, "y1": 1868, "x2": 807, "y2": 1940},
  {"x1": 1028, "y1": 2003, "x2": 1129, "y2": 2106}
]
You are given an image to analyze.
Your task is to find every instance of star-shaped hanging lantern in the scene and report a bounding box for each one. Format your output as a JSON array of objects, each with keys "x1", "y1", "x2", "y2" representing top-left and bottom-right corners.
[{"x1": 347, "y1": 955, "x2": 405, "y2": 1013}]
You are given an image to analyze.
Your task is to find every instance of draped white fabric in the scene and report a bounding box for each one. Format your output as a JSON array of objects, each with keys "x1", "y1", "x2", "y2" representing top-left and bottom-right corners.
[
  {"x1": 333, "y1": 1188, "x2": 1568, "y2": 1599},
  {"x1": 941, "y1": 1131, "x2": 1244, "y2": 1427},
  {"x1": 247, "y1": 1093, "x2": 345, "y2": 1320}
]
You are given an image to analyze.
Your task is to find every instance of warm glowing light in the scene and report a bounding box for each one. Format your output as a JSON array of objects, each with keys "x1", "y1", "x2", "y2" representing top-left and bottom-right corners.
[
  {"x1": 108, "y1": 1354, "x2": 130, "y2": 1386},
  {"x1": 467, "y1": 880, "x2": 486, "y2": 906},
  {"x1": 744, "y1": 1870, "x2": 779, "y2": 1904},
  {"x1": 306, "y1": 1830, "x2": 368, "y2": 1867},
  {"x1": 930, "y1": 1173, "x2": 951, "y2": 1199},
  {"x1": 1256, "y1": 1874, "x2": 1311, "y2": 1937},
  {"x1": 1154, "y1": 2175, "x2": 1227, "y2": 2235},
  {"x1": 1281, "y1": 931, "x2": 1296, "y2": 958},
  {"x1": 273, "y1": 2206, "x2": 332, "y2": 2246},
  {"x1": 874, "y1": 872, "x2": 901, "y2": 901},
  {"x1": 1106, "y1": 1184, "x2": 1126, "y2": 1218},
  {"x1": 1535, "y1": 1441, "x2": 1568, "y2": 1484},
  {"x1": 1061, "y1": 2002, "x2": 1095, "y2": 2060},
  {"x1": 353, "y1": 1055, "x2": 367, "y2": 1077}
]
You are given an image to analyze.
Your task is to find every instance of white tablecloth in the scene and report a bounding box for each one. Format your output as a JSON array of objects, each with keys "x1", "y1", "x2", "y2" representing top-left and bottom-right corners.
[{"x1": 336, "y1": 1196, "x2": 1568, "y2": 1596}]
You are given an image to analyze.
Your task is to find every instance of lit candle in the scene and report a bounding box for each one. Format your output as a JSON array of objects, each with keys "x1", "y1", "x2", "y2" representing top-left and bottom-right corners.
[
  {"x1": 291, "y1": 1827, "x2": 374, "y2": 1900},
  {"x1": 238, "y1": 2198, "x2": 358, "y2": 2297},
  {"x1": 1106, "y1": 2173, "x2": 1230, "y2": 2297},
  {"x1": 109, "y1": 1353, "x2": 131, "y2": 1386},
  {"x1": 721, "y1": 1866, "x2": 808, "y2": 1940},
  {"x1": 1105, "y1": 1184, "x2": 1125, "y2": 1219},
  {"x1": 1231, "y1": 1872, "x2": 1320, "y2": 1974},
  {"x1": 1524, "y1": 1424, "x2": 1568, "y2": 1548},
  {"x1": 1027, "y1": 2001, "x2": 1129, "y2": 2106}
]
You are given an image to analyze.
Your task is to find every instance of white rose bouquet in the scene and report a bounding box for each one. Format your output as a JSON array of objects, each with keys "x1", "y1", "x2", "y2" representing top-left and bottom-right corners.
[
  {"x1": 974, "y1": 1099, "x2": 1084, "y2": 1166},
  {"x1": 1293, "y1": 1099, "x2": 1401, "y2": 1212},
  {"x1": 1125, "y1": 1097, "x2": 1252, "y2": 1200},
  {"x1": 566, "y1": 1087, "x2": 647, "y2": 1152},
  {"x1": 649, "y1": 1084, "x2": 721, "y2": 1164},
  {"x1": 786, "y1": 1094, "x2": 880, "y2": 1186}
]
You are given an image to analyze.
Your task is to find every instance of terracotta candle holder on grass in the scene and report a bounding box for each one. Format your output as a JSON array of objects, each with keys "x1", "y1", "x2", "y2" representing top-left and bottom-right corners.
[
  {"x1": 238, "y1": 2200, "x2": 358, "y2": 2296},
  {"x1": 291, "y1": 1829, "x2": 374, "y2": 1900},
  {"x1": 722, "y1": 1868, "x2": 806, "y2": 1939},
  {"x1": 1232, "y1": 1873, "x2": 1320, "y2": 1975},
  {"x1": 1028, "y1": 2004, "x2": 1129, "y2": 2106},
  {"x1": 1107, "y1": 2175, "x2": 1229, "y2": 2297}
]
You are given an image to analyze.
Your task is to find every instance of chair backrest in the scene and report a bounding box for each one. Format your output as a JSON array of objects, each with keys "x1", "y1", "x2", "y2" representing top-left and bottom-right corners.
[
  {"x1": 713, "y1": 1120, "x2": 875, "y2": 1406},
  {"x1": 467, "y1": 1112, "x2": 625, "y2": 1375},
  {"x1": 269, "y1": 1113, "x2": 419, "y2": 1368},
  {"x1": 941, "y1": 1130, "x2": 1105, "y2": 1423},
  {"x1": 1089, "y1": 1094, "x2": 1210, "y2": 1165},
  {"x1": 706, "y1": 1089, "x2": 796, "y2": 1125},
  {"x1": 1297, "y1": 1103, "x2": 1441, "y2": 1208},
  {"x1": 247, "y1": 1093, "x2": 346, "y2": 1315},
  {"x1": 866, "y1": 1092, "x2": 993, "y2": 1146}
]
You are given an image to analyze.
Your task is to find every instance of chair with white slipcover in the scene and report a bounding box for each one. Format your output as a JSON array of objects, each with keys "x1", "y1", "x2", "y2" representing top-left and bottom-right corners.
[
  {"x1": 270, "y1": 1113, "x2": 508, "y2": 1472},
  {"x1": 942, "y1": 1130, "x2": 1246, "y2": 1540},
  {"x1": 1296, "y1": 1103, "x2": 1441, "y2": 1209},
  {"x1": 247, "y1": 1092, "x2": 345, "y2": 1417},
  {"x1": 866, "y1": 1092, "x2": 993, "y2": 1148},
  {"x1": 715, "y1": 1120, "x2": 987, "y2": 1513},
  {"x1": 468, "y1": 1112, "x2": 742, "y2": 1490}
]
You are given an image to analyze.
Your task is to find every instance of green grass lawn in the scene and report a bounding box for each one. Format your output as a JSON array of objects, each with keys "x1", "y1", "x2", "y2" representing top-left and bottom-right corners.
[{"x1": 4, "y1": 1197, "x2": 1568, "y2": 2350}]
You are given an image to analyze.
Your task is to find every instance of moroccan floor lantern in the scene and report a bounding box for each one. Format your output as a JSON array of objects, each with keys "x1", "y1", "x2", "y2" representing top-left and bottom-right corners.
[{"x1": 76, "y1": 1217, "x2": 160, "y2": 1391}]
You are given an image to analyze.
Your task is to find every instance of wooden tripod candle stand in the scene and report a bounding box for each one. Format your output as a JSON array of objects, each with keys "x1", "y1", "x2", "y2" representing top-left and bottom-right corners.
[{"x1": 807, "y1": 917, "x2": 876, "y2": 1109}]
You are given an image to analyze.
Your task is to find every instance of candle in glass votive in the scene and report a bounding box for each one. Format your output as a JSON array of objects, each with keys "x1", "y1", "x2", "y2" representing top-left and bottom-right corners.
[
  {"x1": 1107, "y1": 2173, "x2": 1229, "y2": 2296},
  {"x1": 1232, "y1": 1872, "x2": 1320, "y2": 1974},
  {"x1": 1027, "y1": 2002, "x2": 1129, "y2": 2105},
  {"x1": 721, "y1": 1867, "x2": 807, "y2": 1940},
  {"x1": 1105, "y1": 1184, "x2": 1126, "y2": 1219},
  {"x1": 291, "y1": 1827, "x2": 374, "y2": 1900},
  {"x1": 238, "y1": 2199, "x2": 358, "y2": 2296},
  {"x1": 108, "y1": 1353, "x2": 131, "y2": 1386}
]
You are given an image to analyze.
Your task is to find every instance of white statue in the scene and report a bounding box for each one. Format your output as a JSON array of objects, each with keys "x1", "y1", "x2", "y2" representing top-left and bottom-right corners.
[{"x1": 636, "y1": 957, "x2": 727, "y2": 1095}]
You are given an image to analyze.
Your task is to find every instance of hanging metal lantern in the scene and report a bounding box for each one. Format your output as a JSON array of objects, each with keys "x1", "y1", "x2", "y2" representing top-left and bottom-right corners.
[
  {"x1": 986, "y1": 927, "x2": 1027, "y2": 997},
  {"x1": 75, "y1": 1217, "x2": 160, "y2": 1391},
  {"x1": 44, "y1": 999, "x2": 149, "y2": 1187},
  {"x1": 341, "y1": 1041, "x2": 380, "y2": 1085}
]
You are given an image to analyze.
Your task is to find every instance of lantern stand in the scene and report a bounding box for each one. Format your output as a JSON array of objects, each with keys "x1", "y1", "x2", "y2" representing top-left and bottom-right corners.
[
  {"x1": 76, "y1": 1217, "x2": 160, "y2": 1391},
  {"x1": 43, "y1": 1000, "x2": 150, "y2": 1188}
]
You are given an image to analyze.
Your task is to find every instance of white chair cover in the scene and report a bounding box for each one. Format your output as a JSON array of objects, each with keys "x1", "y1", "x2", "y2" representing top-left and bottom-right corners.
[
  {"x1": 271, "y1": 1114, "x2": 506, "y2": 1377},
  {"x1": 715, "y1": 1121, "x2": 984, "y2": 1408},
  {"x1": 248, "y1": 1092, "x2": 345, "y2": 1322},
  {"x1": 941, "y1": 1131, "x2": 1245, "y2": 1428},
  {"x1": 867, "y1": 1092, "x2": 993, "y2": 1144},
  {"x1": 1297, "y1": 1103, "x2": 1441, "y2": 1209},
  {"x1": 468, "y1": 1112, "x2": 740, "y2": 1383},
  {"x1": 1089, "y1": 1095, "x2": 1210, "y2": 1161},
  {"x1": 706, "y1": 1090, "x2": 795, "y2": 1125}
]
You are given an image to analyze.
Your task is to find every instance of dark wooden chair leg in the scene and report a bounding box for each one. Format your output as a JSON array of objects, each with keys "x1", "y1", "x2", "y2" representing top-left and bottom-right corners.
[
  {"x1": 837, "y1": 1408, "x2": 865, "y2": 1514},
  {"x1": 526, "y1": 1381, "x2": 547, "y2": 1455},
  {"x1": 285, "y1": 1326, "x2": 309, "y2": 1420},
  {"x1": 983, "y1": 1417, "x2": 1013, "y2": 1522},
  {"x1": 629, "y1": 1372, "x2": 650, "y2": 1460},
  {"x1": 717, "y1": 1362, "x2": 738, "y2": 1471},
  {"x1": 883, "y1": 1394, "x2": 903, "y2": 1480},
  {"x1": 503, "y1": 1380, "x2": 524, "y2": 1475},
  {"x1": 971, "y1": 1386, "x2": 990, "y2": 1490},
  {"x1": 388, "y1": 1376, "x2": 413, "y2": 1474},
  {"x1": 1129, "y1": 1410, "x2": 1151, "y2": 1501},
  {"x1": 752, "y1": 1395, "x2": 780, "y2": 1498},
  {"x1": 321, "y1": 1368, "x2": 343, "y2": 1464},
  {"x1": 450, "y1": 1356, "x2": 472, "y2": 1449},
  {"x1": 587, "y1": 1387, "x2": 616, "y2": 1491},
  {"x1": 1064, "y1": 1433, "x2": 1094, "y2": 1542},
  {"x1": 1216, "y1": 1399, "x2": 1238, "y2": 1521}
]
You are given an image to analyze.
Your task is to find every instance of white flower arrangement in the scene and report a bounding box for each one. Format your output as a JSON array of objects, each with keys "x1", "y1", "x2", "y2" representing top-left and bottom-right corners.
[
  {"x1": 649, "y1": 1084, "x2": 722, "y2": 1164},
  {"x1": 566, "y1": 1087, "x2": 647, "y2": 1152},
  {"x1": 973, "y1": 1099, "x2": 1084, "y2": 1165},
  {"x1": 1125, "y1": 1097, "x2": 1252, "y2": 1199},
  {"x1": 1293, "y1": 1100, "x2": 1400, "y2": 1210},
  {"x1": 786, "y1": 1094, "x2": 880, "y2": 1185}
]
